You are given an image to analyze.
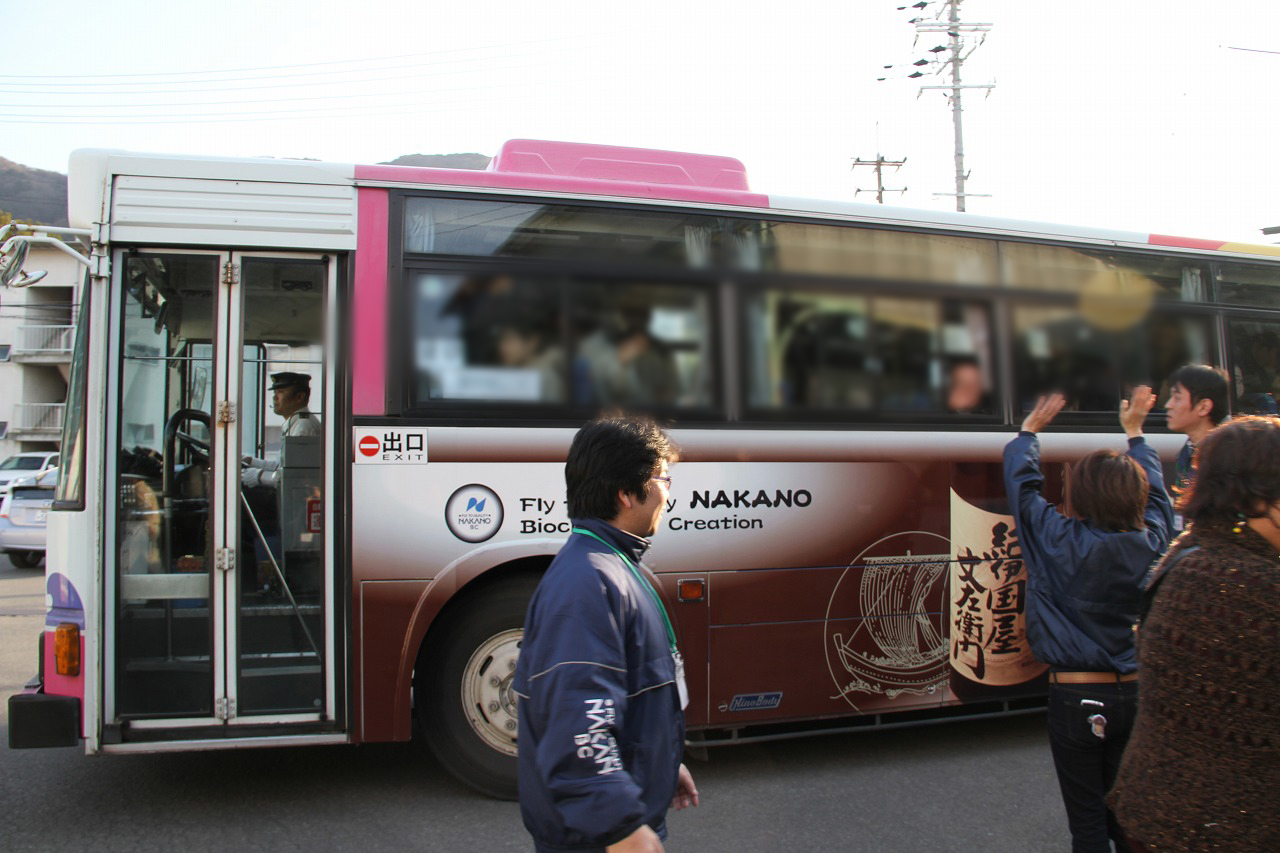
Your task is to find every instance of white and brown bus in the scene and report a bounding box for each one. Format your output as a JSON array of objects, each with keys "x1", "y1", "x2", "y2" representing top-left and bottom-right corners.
[{"x1": 7, "y1": 139, "x2": 1279, "y2": 797}]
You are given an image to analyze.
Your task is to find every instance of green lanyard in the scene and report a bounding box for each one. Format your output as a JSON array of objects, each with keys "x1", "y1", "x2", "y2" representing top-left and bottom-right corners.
[{"x1": 572, "y1": 527, "x2": 678, "y2": 652}]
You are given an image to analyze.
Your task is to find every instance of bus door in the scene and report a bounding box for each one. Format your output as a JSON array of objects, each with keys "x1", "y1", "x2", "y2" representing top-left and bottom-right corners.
[{"x1": 109, "y1": 250, "x2": 335, "y2": 734}]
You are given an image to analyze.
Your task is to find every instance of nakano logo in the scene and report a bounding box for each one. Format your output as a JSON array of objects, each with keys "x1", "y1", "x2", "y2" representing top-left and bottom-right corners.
[
  {"x1": 445, "y1": 485, "x2": 503, "y2": 544},
  {"x1": 690, "y1": 489, "x2": 812, "y2": 509}
]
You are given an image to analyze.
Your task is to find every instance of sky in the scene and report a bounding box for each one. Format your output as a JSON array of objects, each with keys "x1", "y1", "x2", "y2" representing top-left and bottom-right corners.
[{"x1": 4, "y1": 0, "x2": 1278, "y2": 242}]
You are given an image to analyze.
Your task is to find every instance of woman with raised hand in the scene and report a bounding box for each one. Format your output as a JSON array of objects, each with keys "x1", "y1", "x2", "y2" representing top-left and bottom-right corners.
[{"x1": 1004, "y1": 386, "x2": 1174, "y2": 853}]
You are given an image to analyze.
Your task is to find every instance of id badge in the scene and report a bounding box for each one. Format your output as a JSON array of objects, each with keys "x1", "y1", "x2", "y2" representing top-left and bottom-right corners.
[{"x1": 674, "y1": 651, "x2": 688, "y2": 710}]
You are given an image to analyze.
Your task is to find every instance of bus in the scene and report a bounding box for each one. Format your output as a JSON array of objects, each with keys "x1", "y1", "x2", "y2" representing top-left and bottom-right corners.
[{"x1": 7, "y1": 139, "x2": 1280, "y2": 798}]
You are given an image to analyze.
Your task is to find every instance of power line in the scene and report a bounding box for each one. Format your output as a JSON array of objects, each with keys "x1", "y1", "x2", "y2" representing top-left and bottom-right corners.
[
  {"x1": 0, "y1": 93, "x2": 524, "y2": 125},
  {"x1": 0, "y1": 63, "x2": 541, "y2": 105},
  {"x1": 0, "y1": 80, "x2": 527, "y2": 119},
  {"x1": 0, "y1": 35, "x2": 578, "y2": 82},
  {"x1": 0, "y1": 50, "x2": 559, "y2": 95},
  {"x1": 1226, "y1": 45, "x2": 1280, "y2": 55},
  {"x1": 0, "y1": 196, "x2": 67, "y2": 204}
]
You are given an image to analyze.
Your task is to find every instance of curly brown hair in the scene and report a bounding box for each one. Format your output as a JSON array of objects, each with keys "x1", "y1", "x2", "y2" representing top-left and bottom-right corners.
[{"x1": 1179, "y1": 415, "x2": 1280, "y2": 525}]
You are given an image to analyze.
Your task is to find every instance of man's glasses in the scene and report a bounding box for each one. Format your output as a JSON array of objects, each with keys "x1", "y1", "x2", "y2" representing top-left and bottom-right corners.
[{"x1": 651, "y1": 475, "x2": 673, "y2": 490}]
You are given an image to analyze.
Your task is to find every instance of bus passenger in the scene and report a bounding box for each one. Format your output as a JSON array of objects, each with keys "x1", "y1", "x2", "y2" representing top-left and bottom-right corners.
[
  {"x1": 242, "y1": 372, "x2": 321, "y2": 489},
  {"x1": 514, "y1": 416, "x2": 698, "y2": 853},
  {"x1": 496, "y1": 313, "x2": 565, "y2": 402},
  {"x1": 575, "y1": 300, "x2": 679, "y2": 407},
  {"x1": 1237, "y1": 330, "x2": 1280, "y2": 394},
  {"x1": 1232, "y1": 331, "x2": 1280, "y2": 414},
  {"x1": 1109, "y1": 416, "x2": 1280, "y2": 852},
  {"x1": 1004, "y1": 387, "x2": 1174, "y2": 853},
  {"x1": 1162, "y1": 364, "x2": 1228, "y2": 497},
  {"x1": 946, "y1": 356, "x2": 992, "y2": 414}
]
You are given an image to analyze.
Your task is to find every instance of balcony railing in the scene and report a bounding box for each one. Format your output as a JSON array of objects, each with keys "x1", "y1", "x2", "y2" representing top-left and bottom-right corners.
[
  {"x1": 13, "y1": 325, "x2": 74, "y2": 362},
  {"x1": 12, "y1": 402, "x2": 65, "y2": 436}
]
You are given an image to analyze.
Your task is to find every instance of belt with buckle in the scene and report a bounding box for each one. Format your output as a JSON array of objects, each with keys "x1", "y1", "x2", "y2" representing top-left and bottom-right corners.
[{"x1": 1050, "y1": 671, "x2": 1138, "y2": 685}]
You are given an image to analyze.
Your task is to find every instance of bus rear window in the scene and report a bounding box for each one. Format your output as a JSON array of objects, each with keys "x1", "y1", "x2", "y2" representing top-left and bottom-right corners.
[{"x1": 409, "y1": 272, "x2": 715, "y2": 412}]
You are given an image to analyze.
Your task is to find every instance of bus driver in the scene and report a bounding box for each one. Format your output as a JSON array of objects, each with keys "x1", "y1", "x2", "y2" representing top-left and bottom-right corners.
[{"x1": 242, "y1": 372, "x2": 322, "y2": 489}]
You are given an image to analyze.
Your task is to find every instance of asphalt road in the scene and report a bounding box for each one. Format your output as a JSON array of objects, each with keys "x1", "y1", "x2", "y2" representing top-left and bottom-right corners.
[{"x1": 1, "y1": 553, "x2": 1070, "y2": 851}]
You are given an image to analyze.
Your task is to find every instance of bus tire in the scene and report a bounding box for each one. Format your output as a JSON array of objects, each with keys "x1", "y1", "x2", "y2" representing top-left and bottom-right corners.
[
  {"x1": 417, "y1": 573, "x2": 540, "y2": 800},
  {"x1": 9, "y1": 550, "x2": 42, "y2": 570}
]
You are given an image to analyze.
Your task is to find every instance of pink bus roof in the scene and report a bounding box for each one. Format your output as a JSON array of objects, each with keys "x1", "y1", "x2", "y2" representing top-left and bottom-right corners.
[{"x1": 355, "y1": 139, "x2": 769, "y2": 208}]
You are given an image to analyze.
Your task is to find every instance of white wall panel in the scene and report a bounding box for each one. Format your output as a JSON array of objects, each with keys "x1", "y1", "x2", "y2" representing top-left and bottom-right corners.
[{"x1": 110, "y1": 176, "x2": 356, "y2": 250}]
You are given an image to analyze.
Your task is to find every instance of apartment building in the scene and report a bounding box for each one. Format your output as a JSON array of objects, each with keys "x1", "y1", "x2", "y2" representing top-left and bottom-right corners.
[{"x1": 0, "y1": 241, "x2": 81, "y2": 459}]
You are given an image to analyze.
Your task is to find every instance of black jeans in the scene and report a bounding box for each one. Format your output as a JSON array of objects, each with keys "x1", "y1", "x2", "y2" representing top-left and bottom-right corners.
[{"x1": 1046, "y1": 680, "x2": 1139, "y2": 853}]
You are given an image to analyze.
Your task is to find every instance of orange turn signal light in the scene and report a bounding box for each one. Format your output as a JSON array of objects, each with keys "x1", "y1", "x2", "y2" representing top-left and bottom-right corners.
[
  {"x1": 54, "y1": 622, "x2": 80, "y2": 677},
  {"x1": 677, "y1": 578, "x2": 705, "y2": 602}
]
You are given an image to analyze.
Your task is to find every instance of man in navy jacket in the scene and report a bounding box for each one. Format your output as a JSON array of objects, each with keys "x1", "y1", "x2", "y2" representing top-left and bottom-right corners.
[{"x1": 514, "y1": 416, "x2": 698, "y2": 853}]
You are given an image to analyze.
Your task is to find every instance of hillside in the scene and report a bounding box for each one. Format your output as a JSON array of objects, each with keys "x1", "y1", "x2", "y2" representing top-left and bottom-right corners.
[
  {"x1": 0, "y1": 157, "x2": 68, "y2": 226},
  {"x1": 378, "y1": 152, "x2": 491, "y2": 170}
]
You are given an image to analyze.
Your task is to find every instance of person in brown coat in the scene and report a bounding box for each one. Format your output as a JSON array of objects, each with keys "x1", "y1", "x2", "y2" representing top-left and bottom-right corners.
[{"x1": 1110, "y1": 415, "x2": 1280, "y2": 851}]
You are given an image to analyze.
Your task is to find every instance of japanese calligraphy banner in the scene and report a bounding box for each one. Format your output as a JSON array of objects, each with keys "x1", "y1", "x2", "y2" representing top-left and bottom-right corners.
[{"x1": 949, "y1": 490, "x2": 1048, "y2": 687}]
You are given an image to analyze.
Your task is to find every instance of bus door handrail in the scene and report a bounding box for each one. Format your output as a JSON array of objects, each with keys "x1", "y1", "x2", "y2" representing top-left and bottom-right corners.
[{"x1": 238, "y1": 490, "x2": 321, "y2": 661}]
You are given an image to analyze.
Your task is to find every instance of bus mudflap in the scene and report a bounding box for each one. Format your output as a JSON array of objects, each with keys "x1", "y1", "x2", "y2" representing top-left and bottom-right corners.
[{"x1": 8, "y1": 693, "x2": 81, "y2": 749}]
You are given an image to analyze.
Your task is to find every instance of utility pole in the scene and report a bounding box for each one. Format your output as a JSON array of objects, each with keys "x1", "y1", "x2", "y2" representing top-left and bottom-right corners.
[
  {"x1": 947, "y1": 1, "x2": 967, "y2": 210},
  {"x1": 852, "y1": 154, "x2": 907, "y2": 203},
  {"x1": 892, "y1": 0, "x2": 993, "y2": 212}
]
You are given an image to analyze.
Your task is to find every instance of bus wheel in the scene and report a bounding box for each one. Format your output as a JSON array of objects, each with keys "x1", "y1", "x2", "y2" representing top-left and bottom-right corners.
[
  {"x1": 417, "y1": 574, "x2": 539, "y2": 800},
  {"x1": 9, "y1": 551, "x2": 42, "y2": 569}
]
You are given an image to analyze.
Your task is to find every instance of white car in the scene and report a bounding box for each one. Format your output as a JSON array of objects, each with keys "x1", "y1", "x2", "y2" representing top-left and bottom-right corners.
[
  {"x1": 0, "y1": 468, "x2": 57, "y2": 569},
  {"x1": 0, "y1": 451, "x2": 59, "y2": 493}
]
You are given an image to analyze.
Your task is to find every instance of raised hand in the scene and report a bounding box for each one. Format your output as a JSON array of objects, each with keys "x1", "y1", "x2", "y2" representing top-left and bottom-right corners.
[
  {"x1": 1120, "y1": 385, "x2": 1157, "y2": 438},
  {"x1": 1020, "y1": 394, "x2": 1066, "y2": 434}
]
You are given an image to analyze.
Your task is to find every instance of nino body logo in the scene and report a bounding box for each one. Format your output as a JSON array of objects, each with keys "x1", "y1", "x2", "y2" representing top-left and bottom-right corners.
[
  {"x1": 444, "y1": 485, "x2": 504, "y2": 543},
  {"x1": 728, "y1": 692, "x2": 783, "y2": 712}
]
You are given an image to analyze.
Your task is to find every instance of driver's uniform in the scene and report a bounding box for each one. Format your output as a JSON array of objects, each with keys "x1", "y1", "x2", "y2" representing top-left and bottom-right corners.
[{"x1": 241, "y1": 408, "x2": 321, "y2": 489}]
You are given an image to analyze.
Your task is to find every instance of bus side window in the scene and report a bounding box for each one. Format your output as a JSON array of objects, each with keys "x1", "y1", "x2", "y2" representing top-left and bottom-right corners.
[
  {"x1": 1013, "y1": 306, "x2": 1215, "y2": 414},
  {"x1": 1220, "y1": 264, "x2": 1280, "y2": 414},
  {"x1": 568, "y1": 280, "x2": 713, "y2": 410},
  {"x1": 745, "y1": 287, "x2": 994, "y2": 417},
  {"x1": 1227, "y1": 319, "x2": 1280, "y2": 414},
  {"x1": 1130, "y1": 313, "x2": 1215, "y2": 405},
  {"x1": 413, "y1": 272, "x2": 566, "y2": 405}
]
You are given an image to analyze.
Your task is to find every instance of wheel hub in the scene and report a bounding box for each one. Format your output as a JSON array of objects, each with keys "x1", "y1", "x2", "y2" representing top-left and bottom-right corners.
[{"x1": 460, "y1": 628, "x2": 522, "y2": 756}]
